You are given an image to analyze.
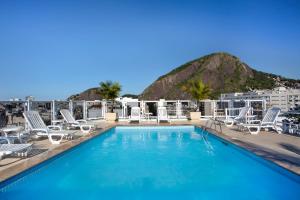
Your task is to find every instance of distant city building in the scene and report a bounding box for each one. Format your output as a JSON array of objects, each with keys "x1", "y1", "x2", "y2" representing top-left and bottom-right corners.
[
  {"x1": 25, "y1": 96, "x2": 35, "y2": 101},
  {"x1": 220, "y1": 87, "x2": 300, "y2": 112},
  {"x1": 9, "y1": 98, "x2": 22, "y2": 101}
]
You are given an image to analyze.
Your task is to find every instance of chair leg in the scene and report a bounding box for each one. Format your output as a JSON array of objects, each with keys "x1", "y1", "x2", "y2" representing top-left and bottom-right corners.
[
  {"x1": 247, "y1": 126, "x2": 260, "y2": 135},
  {"x1": 274, "y1": 126, "x2": 282, "y2": 134},
  {"x1": 16, "y1": 146, "x2": 32, "y2": 157},
  {"x1": 49, "y1": 134, "x2": 63, "y2": 144},
  {"x1": 68, "y1": 134, "x2": 73, "y2": 140},
  {"x1": 80, "y1": 125, "x2": 92, "y2": 134},
  {"x1": 224, "y1": 120, "x2": 234, "y2": 127}
]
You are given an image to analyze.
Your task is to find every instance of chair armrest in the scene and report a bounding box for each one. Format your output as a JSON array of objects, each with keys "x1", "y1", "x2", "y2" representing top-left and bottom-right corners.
[
  {"x1": 87, "y1": 117, "x2": 101, "y2": 120},
  {"x1": 52, "y1": 120, "x2": 64, "y2": 125},
  {"x1": 261, "y1": 122, "x2": 275, "y2": 126},
  {"x1": 247, "y1": 115, "x2": 257, "y2": 120},
  {"x1": 47, "y1": 125, "x2": 62, "y2": 131},
  {"x1": 31, "y1": 128, "x2": 48, "y2": 133},
  {"x1": 76, "y1": 120, "x2": 87, "y2": 123},
  {"x1": 0, "y1": 137, "x2": 11, "y2": 144},
  {"x1": 248, "y1": 120, "x2": 261, "y2": 124}
]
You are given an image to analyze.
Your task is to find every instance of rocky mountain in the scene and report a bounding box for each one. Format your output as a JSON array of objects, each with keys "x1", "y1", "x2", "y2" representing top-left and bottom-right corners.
[
  {"x1": 69, "y1": 52, "x2": 299, "y2": 101},
  {"x1": 68, "y1": 88, "x2": 101, "y2": 101},
  {"x1": 139, "y1": 52, "x2": 300, "y2": 100}
]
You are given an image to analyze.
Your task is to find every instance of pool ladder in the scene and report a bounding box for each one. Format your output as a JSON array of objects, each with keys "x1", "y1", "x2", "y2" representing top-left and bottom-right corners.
[
  {"x1": 202, "y1": 118, "x2": 223, "y2": 134},
  {"x1": 199, "y1": 131, "x2": 214, "y2": 154}
]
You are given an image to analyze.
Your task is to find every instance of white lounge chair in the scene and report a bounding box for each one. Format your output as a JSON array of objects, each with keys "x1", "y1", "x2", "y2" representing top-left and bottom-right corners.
[
  {"x1": 239, "y1": 107, "x2": 282, "y2": 134},
  {"x1": 129, "y1": 107, "x2": 141, "y2": 123},
  {"x1": 0, "y1": 109, "x2": 29, "y2": 143},
  {"x1": 23, "y1": 111, "x2": 74, "y2": 144},
  {"x1": 60, "y1": 109, "x2": 94, "y2": 134},
  {"x1": 0, "y1": 137, "x2": 32, "y2": 159},
  {"x1": 157, "y1": 107, "x2": 169, "y2": 123},
  {"x1": 223, "y1": 107, "x2": 251, "y2": 127},
  {"x1": 0, "y1": 125, "x2": 30, "y2": 143}
]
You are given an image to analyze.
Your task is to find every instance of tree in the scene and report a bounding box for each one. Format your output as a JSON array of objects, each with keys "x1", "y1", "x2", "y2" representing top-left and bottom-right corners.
[
  {"x1": 182, "y1": 79, "x2": 210, "y2": 111},
  {"x1": 98, "y1": 81, "x2": 122, "y2": 112}
]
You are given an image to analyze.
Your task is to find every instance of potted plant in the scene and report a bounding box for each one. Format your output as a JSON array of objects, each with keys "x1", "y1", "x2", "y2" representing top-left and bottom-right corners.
[
  {"x1": 98, "y1": 81, "x2": 121, "y2": 121},
  {"x1": 182, "y1": 79, "x2": 211, "y2": 121}
]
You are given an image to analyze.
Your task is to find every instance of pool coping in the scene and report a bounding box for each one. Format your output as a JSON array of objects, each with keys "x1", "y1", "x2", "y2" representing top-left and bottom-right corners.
[
  {"x1": 195, "y1": 124, "x2": 300, "y2": 177},
  {"x1": 0, "y1": 122, "x2": 299, "y2": 184},
  {"x1": 195, "y1": 126, "x2": 300, "y2": 182}
]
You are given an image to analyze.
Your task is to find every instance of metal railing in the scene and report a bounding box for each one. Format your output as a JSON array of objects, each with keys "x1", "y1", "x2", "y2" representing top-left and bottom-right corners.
[{"x1": 0, "y1": 99, "x2": 267, "y2": 124}]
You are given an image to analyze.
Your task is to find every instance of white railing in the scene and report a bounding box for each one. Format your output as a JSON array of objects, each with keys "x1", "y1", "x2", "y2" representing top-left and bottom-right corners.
[{"x1": 0, "y1": 99, "x2": 267, "y2": 124}]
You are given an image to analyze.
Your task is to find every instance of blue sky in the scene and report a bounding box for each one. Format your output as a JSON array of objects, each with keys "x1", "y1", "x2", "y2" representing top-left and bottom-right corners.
[{"x1": 0, "y1": 0, "x2": 299, "y2": 100}]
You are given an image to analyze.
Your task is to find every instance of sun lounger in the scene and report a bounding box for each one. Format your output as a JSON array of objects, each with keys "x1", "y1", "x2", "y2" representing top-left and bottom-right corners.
[
  {"x1": 157, "y1": 107, "x2": 170, "y2": 123},
  {"x1": 0, "y1": 109, "x2": 28, "y2": 143},
  {"x1": 239, "y1": 107, "x2": 281, "y2": 134},
  {"x1": 23, "y1": 111, "x2": 74, "y2": 144},
  {"x1": 0, "y1": 125, "x2": 30, "y2": 143},
  {"x1": 222, "y1": 107, "x2": 251, "y2": 127},
  {"x1": 129, "y1": 107, "x2": 141, "y2": 123},
  {"x1": 0, "y1": 142, "x2": 32, "y2": 160},
  {"x1": 60, "y1": 109, "x2": 94, "y2": 134}
]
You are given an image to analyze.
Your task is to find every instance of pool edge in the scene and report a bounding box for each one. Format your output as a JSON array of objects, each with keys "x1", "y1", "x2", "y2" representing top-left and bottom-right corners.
[
  {"x1": 196, "y1": 125, "x2": 300, "y2": 178},
  {"x1": 0, "y1": 125, "x2": 116, "y2": 183},
  {"x1": 1, "y1": 123, "x2": 299, "y2": 187}
]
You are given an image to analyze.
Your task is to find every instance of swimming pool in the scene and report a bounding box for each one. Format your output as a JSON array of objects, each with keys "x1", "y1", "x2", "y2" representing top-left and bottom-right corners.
[{"x1": 0, "y1": 126, "x2": 299, "y2": 199}]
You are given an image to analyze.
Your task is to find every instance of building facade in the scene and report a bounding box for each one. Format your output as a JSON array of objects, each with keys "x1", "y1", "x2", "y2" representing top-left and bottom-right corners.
[{"x1": 220, "y1": 87, "x2": 300, "y2": 112}]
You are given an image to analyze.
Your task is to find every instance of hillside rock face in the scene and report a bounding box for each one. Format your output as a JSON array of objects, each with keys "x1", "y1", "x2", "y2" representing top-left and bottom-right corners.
[
  {"x1": 139, "y1": 52, "x2": 300, "y2": 100},
  {"x1": 68, "y1": 88, "x2": 101, "y2": 101},
  {"x1": 69, "y1": 52, "x2": 299, "y2": 101}
]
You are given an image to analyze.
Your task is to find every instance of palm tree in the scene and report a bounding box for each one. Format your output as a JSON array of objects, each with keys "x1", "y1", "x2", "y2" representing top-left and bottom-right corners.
[
  {"x1": 182, "y1": 79, "x2": 210, "y2": 111},
  {"x1": 98, "y1": 81, "x2": 122, "y2": 112}
]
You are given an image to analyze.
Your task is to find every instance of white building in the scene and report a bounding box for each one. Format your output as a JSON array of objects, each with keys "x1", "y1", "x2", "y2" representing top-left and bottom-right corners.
[
  {"x1": 25, "y1": 96, "x2": 35, "y2": 101},
  {"x1": 220, "y1": 87, "x2": 300, "y2": 112},
  {"x1": 9, "y1": 98, "x2": 22, "y2": 101}
]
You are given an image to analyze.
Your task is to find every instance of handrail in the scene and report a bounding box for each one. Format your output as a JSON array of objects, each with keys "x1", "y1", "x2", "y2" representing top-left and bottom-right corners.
[{"x1": 202, "y1": 118, "x2": 223, "y2": 134}]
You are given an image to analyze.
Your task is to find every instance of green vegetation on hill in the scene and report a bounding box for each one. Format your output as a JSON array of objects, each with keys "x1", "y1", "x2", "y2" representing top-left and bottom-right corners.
[
  {"x1": 157, "y1": 53, "x2": 214, "y2": 81},
  {"x1": 140, "y1": 52, "x2": 300, "y2": 100},
  {"x1": 243, "y1": 71, "x2": 276, "y2": 90},
  {"x1": 69, "y1": 52, "x2": 300, "y2": 101}
]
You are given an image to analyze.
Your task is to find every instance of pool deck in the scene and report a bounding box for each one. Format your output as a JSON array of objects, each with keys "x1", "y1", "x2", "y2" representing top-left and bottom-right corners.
[{"x1": 1, "y1": 120, "x2": 300, "y2": 182}]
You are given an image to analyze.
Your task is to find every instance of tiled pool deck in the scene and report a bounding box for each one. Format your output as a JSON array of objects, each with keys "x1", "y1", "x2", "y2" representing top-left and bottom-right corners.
[{"x1": 1, "y1": 120, "x2": 300, "y2": 182}]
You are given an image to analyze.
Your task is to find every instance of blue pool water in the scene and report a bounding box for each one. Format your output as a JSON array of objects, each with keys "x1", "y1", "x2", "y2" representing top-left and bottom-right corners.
[{"x1": 0, "y1": 126, "x2": 300, "y2": 199}]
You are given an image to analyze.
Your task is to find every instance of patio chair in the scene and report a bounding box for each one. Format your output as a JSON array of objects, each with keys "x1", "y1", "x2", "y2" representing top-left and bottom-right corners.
[
  {"x1": 239, "y1": 107, "x2": 282, "y2": 134},
  {"x1": 223, "y1": 107, "x2": 251, "y2": 127},
  {"x1": 0, "y1": 125, "x2": 31, "y2": 143},
  {"x1": 0, "y1": 137, "x2": 32, "y2": 159},
  {"x1": 60, "y1": 109, "x2": 94, "y2": 134},
  {"x1": 23, "y1": 111, "x2": 74, "y2": 144},
  {"x1": 157, "y1": 107, "x2": 170, "y2": 123},
  {"x1": 129, "y1": 107, "x2": 141, "y2": 123}
]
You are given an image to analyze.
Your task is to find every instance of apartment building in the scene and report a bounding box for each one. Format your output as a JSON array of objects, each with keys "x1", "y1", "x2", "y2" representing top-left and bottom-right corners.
[{"x1": 220, "y1": 87, "x2": 300, "y2": 112}]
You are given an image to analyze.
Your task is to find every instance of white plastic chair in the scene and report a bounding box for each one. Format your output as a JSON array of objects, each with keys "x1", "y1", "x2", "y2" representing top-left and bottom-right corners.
[
  {"x1": 157, "y1": 107, "x2": 169, "y2": 123},
  {"x1": 60, "y1": 109, "x2": 94, "y2": 134},
  {"x1": 23, "y1": 111, "x2": 74, "y2": 144},
  {"x1": 223, "y1": 107, "x2": 251, "y2": 127},
  {"x1": 0, "y1": 142, "x2": 32, "y2": 160},
  {"x1": 239, "y1": 107, "x2": 281, "y2": 134},
  {"x1": 129, "y1": 107, "x2": 141, "y2": 123}
]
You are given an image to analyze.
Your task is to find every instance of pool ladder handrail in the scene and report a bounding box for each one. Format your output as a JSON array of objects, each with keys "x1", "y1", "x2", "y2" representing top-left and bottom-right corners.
[
  {"x1": 202, "y1": 118, "x2": 223, "y2": 134},
  {"x1": 199, "y1": 130, "x2": 214, "y2": 153}
]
